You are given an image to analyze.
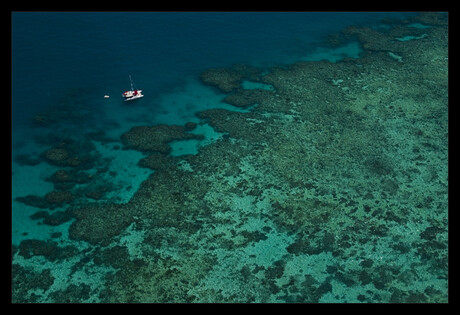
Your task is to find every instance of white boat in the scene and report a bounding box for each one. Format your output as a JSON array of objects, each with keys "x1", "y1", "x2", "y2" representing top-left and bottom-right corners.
[{"x1": 122, "y1": 75, "x2": 144, "y2": 101}]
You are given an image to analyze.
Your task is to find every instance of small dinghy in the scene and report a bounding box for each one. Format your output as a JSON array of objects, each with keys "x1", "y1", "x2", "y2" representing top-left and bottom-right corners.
[{"x1": 122, "y1": 75, "x2": 144, "y2": 101}]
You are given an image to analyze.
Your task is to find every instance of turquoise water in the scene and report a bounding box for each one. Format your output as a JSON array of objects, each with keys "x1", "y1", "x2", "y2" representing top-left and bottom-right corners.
[{"x1": 12, "y1": 12, "x2": 448, "y2": 303}]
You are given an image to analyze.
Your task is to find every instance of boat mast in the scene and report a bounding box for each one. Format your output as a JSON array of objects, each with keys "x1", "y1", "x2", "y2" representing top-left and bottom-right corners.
[{"x1": 129, "y1": 75, "x2": 135, "y2": 91}]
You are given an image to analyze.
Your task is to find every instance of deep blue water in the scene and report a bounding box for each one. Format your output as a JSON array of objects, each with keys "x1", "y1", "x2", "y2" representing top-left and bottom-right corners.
[{"x1": 12, "y1": 12, "x2": 416, "y2": 129}]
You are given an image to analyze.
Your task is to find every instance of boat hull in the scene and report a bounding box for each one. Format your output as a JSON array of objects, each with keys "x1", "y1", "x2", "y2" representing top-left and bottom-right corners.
[
  {"x1": 124, "y1": 95, "x2": 144, "y2": 101},
  {"x1": 123, "y1": 90, "x2": 144, "y2": 101}
]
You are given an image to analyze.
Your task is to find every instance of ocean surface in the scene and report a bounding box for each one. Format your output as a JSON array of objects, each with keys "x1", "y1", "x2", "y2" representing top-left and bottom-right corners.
[
  {"x1": 12, "y1": 12, "x2": 415, "y2": 127},
  {"x1": 12, "y1": 12, "x2": 448, "y2": 303}
]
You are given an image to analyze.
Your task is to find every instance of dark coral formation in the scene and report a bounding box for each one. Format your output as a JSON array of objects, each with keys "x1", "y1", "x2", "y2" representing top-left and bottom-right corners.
[
  {"x1": 68, "y1": 203, "x2": 131, "y2": 246},
  {"x1": 15, "y1": 132, "x2": 128, "y2": 218},
  {"x1": 41, "y1": 140, "x2": 94, "y2": 168},
  {"x1": 12, "y1": 264, "x2": 55, "y2": 303},
  {"x1": 200, "y1": 67, "x2": 244, "y2": 93},
  {"x1": 43, "y1": 147, "x2": 69, "y2": 164},
  {"x1": 223, "y1": 88, "x2": 275, "y2": 108},
  {"x1": 121, "y1": 123, "x2": 204, "y2": 154},
  {"x1": 44, "y1": 190, "x2": 74, "y2": 205},
  {"x1": 18, "y1": 239, "x2": 78, "y2": 261},
  {"x1": 12, "y1": 13, "x2": 448, "y2": 303},
  {"x1": 200, "y1": 64, "x2": 263, "y2": 93},
  {"x1": 137, "y1": 152, "x2": 177, "y2": 171}
]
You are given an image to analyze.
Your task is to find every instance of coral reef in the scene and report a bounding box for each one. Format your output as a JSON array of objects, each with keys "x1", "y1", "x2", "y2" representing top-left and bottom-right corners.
[
  {"x1": 43, "y1": 147, "x2": 70, "y2": 165},
  {"x1": 200, "y1": 64, "x2": 263, "y2": 93},
  {"x1": 121, "y1": 123, "x2": 204, "y2": 154},
  {"x1": 68, "y1": 203, "x2": 131, "y2": 246},
  {"x1": 223, "y1": 88, "x2": 275, "y2": 108},
  {"x1": 17, "y1": 239, "x2": 78, "y2": 262},
  {"x1": 41, "y1": 140, "x2": 95, "y2": 168},
  {"x1": 12, "y1": 13, "x2": 448, "y2": 303},
  {"x1": 12, "y1": 264, "x2": 55, "y2": 303},
  {"x1": 44, "y1": 190, "x2": 74, "y2": 206},
  {"x1": 200, "y1": 67, "x2": 242, "y2": 92},
  {"x1": 137, "y1": 152, "x2": 177, "y2": 171}
]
